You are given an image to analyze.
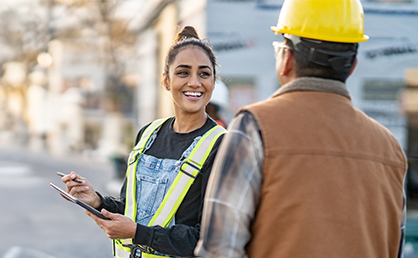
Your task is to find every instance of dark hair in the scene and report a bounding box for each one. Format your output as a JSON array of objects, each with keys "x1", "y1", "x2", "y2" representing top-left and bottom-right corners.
[
  {"x1": 164, "y1": 26, "x2": 217, "y2": 79},
  {"x1": 284, "y1": 38, "x2": 358, "y2": 83}
]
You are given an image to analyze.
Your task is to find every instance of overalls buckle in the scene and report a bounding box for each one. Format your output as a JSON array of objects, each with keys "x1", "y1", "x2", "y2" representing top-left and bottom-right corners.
[{"x1": 179, "y1": 160, "x2": 201, "y2": 179}]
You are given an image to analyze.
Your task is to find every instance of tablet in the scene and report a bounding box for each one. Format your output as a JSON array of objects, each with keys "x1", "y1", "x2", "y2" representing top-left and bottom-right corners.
[{"x1": 49, "y1": 183, "x2": 110, "y2": 220}]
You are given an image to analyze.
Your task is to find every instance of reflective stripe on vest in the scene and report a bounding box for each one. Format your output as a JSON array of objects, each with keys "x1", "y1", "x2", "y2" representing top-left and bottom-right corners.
[
  {"x1": 113, "y1": 119, "x2": 226, "y2": 258},
  {"x1": 114, "y1": 241, "x2": 131, "y2": 258},
  {"x1": 114, "y1": 242, "x2": 164, "y2": 258},
  {"x1": 124, "y1": 117, "x2": 170, "y2": 222}
]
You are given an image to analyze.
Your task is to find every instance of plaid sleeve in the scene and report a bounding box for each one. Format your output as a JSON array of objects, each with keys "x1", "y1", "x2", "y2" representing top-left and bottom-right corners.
[{"x1": 195, "y1": 111, "x2": 264, "y2": 258}]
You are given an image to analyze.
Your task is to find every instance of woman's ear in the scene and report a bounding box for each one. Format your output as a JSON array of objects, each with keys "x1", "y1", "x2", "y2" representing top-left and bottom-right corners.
[{"x1": 163, "y1": 74, "x2": 170, "y2": 91}]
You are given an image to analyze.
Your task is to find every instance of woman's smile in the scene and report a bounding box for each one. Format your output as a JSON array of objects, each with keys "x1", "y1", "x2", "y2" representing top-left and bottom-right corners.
[{"x1": 183, "y1": 91, "x2": 203, "y2": 100}]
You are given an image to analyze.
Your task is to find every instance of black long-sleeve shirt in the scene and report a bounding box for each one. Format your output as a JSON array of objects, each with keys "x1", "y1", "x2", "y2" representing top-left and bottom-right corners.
[{"x1": 97, "y1": 116, "x2": 223, "y2": 257}]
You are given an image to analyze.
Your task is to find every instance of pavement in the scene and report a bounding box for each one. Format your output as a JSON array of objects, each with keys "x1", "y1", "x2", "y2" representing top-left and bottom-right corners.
[
  {"x1": 0, "y1": 141, "x2": 124, "y2": 196},
  {"x1": 0, "y1": 143, "x2": 119, "y2": 258}
]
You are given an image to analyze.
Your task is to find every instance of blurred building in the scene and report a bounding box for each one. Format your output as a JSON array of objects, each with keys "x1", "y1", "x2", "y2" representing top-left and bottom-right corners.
[
  {"x1": 44, "y1": 37, "x2": 137, "y2": 158},
  {"x1": 45, "y1": 40, "x2": 105, "y2": 156},
  {"x1": 0, "y1": 0, "x2": 140, "y2": 162},
  {"x1": 0, "y1": 62, "x2": 28, "y2": 145}
]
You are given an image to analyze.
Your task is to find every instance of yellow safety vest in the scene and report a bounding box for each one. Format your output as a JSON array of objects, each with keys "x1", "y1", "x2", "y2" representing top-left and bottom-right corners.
[{"x1": 113, "y1": 117, "x2": 226, "y2": 258}]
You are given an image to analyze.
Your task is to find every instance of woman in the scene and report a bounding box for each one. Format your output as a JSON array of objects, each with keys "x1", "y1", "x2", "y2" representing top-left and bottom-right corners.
[{"x1": 62, "y1": 26, "x2": 226, "y2": 258}]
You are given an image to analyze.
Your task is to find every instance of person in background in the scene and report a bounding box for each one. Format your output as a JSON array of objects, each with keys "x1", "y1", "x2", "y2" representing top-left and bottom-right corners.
[
  {"x1": 206, "y1": 79, "x2": 229, "y2": 128},
  {"x1": 62, "y1": 26, "x2": 226, "y2": 258},
  {"x1": 195, "y1": 0, "x2": 407, "y2": 257}
]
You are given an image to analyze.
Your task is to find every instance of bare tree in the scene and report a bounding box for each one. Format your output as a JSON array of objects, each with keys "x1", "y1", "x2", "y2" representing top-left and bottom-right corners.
[{"x1": 0, "y1": 0, "x2": 139, "y2": 112}]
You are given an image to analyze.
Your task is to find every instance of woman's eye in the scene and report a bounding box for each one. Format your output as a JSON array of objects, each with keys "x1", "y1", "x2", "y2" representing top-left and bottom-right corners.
[
  {"x1": 176, "y1": 71, "x2": 188, "y2": 76},
  {"x1": 199, "y1": 71, "x2": 210, "y2": 77}
]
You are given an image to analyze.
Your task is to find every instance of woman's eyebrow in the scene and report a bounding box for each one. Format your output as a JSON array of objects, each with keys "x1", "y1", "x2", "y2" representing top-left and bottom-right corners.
[
  {"x1": 199, "y1": 65, "x2": 212, "y2": 71},
  {"x1": 175, "y1": 64, "x2": 191, "y2": 69},
  {"x1": 175, "y1": 64, "x2": 212, "y2": 71}
]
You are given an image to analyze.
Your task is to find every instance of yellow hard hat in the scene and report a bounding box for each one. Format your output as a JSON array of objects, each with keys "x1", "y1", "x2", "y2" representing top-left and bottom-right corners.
[{"x1": 271, "y1": 0, "x2": 369, "y2": 43}]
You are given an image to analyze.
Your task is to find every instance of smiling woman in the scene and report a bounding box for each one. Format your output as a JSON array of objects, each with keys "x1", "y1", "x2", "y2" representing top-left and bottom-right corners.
[
  {"x1": 61, "y1": 26, "x2": 226, "y2": 258},
  {"x1": 164, "y1": 46, "x2": 215, "y2": 132},
  {"x1": 163, "y1": 27, "x2": 217, "y2": 133}
]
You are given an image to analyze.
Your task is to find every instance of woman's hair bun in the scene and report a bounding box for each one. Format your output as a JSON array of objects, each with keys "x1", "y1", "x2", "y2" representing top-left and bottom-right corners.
[{"x1": 174, "y1": 26, "x2": 200, "y2": 43}]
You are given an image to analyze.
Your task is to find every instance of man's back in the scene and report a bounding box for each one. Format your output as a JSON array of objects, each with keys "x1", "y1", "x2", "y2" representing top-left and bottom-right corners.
[
  {"x1": 245, "y1": 78, "x2": 406, "y2": 258},
  {"x1": 195, "y1": 1, "x2": 407, "y2": 255}
]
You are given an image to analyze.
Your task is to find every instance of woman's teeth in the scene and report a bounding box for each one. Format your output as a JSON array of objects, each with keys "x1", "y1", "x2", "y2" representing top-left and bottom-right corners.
[{"x1": 184, "y1": 92, "x2": 202, "y2": 97}]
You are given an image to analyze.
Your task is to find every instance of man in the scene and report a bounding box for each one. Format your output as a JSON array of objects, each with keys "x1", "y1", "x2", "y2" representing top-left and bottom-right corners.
[{"x1": 195, "y1": 0, "x2": 407, "y2": 257}]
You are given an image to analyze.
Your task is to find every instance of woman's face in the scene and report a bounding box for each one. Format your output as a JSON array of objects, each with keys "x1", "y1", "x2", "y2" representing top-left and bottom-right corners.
[{"x1": 165, "y1": 46, "x2": 215, "y2": 116}]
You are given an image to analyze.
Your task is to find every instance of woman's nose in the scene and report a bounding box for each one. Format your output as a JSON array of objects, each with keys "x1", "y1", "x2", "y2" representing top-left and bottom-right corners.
[{"x1": 188, "y1": 74, "x2": 202, "y2": 87}]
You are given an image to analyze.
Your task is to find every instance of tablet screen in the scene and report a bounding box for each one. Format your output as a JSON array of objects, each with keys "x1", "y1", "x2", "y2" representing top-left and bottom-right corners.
[{"x1": 50, "y1": 183, "x2": 110, "y2": 220}]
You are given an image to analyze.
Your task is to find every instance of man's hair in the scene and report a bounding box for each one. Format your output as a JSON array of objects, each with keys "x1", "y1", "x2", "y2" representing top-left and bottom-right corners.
[{"x1": 284, "y1": 37, "x2": 358, "y2": 83}]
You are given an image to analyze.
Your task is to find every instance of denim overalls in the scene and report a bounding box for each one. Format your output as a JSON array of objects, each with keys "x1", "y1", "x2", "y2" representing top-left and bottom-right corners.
[{"x1": 135, "y1": 129, "x2": 201, "y2": 257}]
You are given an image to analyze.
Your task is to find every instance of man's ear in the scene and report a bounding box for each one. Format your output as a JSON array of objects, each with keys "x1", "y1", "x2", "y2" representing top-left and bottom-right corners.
[
  {"x1": 281, "y1": 49, "x2": 294, "y2": 76},
  {"x1": 348, "y1": 58, "x2": 358, "y2": 77}
]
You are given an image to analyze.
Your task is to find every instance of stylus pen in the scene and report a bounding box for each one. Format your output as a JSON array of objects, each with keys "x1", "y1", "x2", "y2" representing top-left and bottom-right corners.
[{"x1": 57, "y1": 172, "x2": 83, "y2": 183}]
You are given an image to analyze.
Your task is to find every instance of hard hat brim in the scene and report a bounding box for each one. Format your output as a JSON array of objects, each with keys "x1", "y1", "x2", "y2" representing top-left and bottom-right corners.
[{"x1": 271, "y1": 25, "x2": 369, "y2": 43}]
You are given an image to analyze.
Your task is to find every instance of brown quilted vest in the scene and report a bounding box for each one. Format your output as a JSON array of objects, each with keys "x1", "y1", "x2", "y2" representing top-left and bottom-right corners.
[{"x1": 244, "y1": 78, "x2": 407, "y2": 258}]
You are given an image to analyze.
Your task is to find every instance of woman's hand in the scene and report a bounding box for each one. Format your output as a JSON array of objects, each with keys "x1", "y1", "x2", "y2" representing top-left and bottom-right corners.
[
  {"x1": 85, "y1": 209, "x2": 137, "y2": 240},
  {"x1": 61, "y1": 171, "x2": 101, "y2": 208}
]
